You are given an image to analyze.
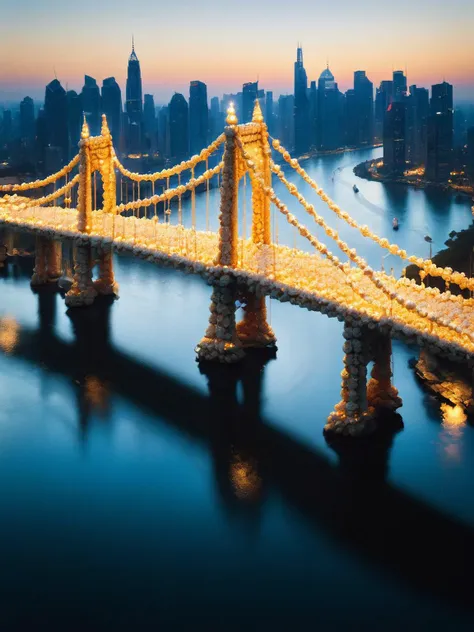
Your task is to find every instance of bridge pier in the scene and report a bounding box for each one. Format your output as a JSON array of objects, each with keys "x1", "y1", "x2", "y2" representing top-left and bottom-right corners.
[
  {"x1": 65, "y1": 243, "x2": 97, "y2": 307},
  {"x1": 46, "y1": 239, "x2": 62, "y2": 281},
  {"x1": 31, "y1": 236, "x2": 49, "y2": 286},
  {"x1": 237, "y1": 292, "x2": 276, "y2": 348},
  {"x1": 367, "y1": 330, "x2": 402, "y2": 413},
  {"x1": 94, "y1": 243, "x2": 119, "y2": 297},
  {"x1": 196, "y1": 280, "x2": 244, "y2": 363},
  {"x1": 325, "y1": 321, "x2": 402, "y2": 437},
  {"x1": 31, "y1": 237, "x2": 62, "y2": 286}
]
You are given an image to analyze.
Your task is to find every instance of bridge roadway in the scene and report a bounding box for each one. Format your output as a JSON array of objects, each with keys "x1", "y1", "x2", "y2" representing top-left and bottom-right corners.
[
  {"x1": 1, "y1": 203, "x2": 474, "y2": 361},
  {"x1": 1, "y1": 282, "x2": 474, "y2": 612}
]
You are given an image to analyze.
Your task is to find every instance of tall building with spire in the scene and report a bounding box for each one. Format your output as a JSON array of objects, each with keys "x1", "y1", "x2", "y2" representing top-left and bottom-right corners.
[
  {"x1": 294, "y1": 46, "x2": 310, "y2": 155},
  {"x1": 125, "y1": 37, "x2": 143, "y2": 154},
  {"x1": 317, "y1": 65, "x2": 343, "y2": 150}
]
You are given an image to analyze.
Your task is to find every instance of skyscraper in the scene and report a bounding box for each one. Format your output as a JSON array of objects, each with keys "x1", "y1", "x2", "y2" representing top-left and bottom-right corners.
[
  {"x1": 66, "y1": 90, "x2": 82, "y2": 156},
  {"x1": 309, "y1": 81, "x2": 318, "y2": 149},
  {"x1": 383, "y1": 102, "x2": 406, "y2": 175},
  {"x1": 157, "y1": 106, "x2": 169, "y2": 158},
  {"x1": 406, "y1": 85, "x2": 429, "y2": 166},
  {"x1": 189, "y1": 81, "x2": 209, "y2": 155},
  {"x1": 393, "y1": 71, "x2": 407, "y2": 102},
  {"x1": 44, "y1": 79, "x2": 68, "y2": 164},
  {"x1": 467, "y1": 127, "x2": 474, "y2": 181},
  {"x1": 278, "y1": 95, "x2": 295, "y2": 149},
  {"x1": 20, "y1": 97, "x2": 35, "y2": 145},
  {"x1": 102, "y1": 77, "x2": 122, "y2": 149},
  {"x1": 81, "y1": 75, "x2": 101, "y2": 136},
  {"x1": 294, "y1": 46, "x2": 310, "y2": 155},
  {"x1": 209, "y1": 96, "x2": 223, "y2": 139},
  {"x1": 344, "y1": 89, "x2": 358, "y2": 147},
  {"x1": 143, "y1": 94, "x2": 157, "y2": 152},
  {"x1": 353, "y1": 70, "x2": 373, "y2": 146},
  {"x1": 1, "y1": 110, "x2": 12, "y2": 146},
  {"x1": 375, "y1": 81, "x2": 393, "y2": 141},
  {"x1": 126, "y1": 38, "x2": 143, "y2": 154},
  {"x1": 426, "y1": 81, "x2": 453, "y2": 182},
  {"x1": 168, "y1": 93, "x2": 189, "y2": 161},
  {"x1": 317, "y1": 66, "x2": 342, "y2": 150},
  {"x1": 242, "y1": 82, "x2": 259, "y2": 123},
  {"x1": 265, "y1": 91, "x2": 275, "y2": 135}
]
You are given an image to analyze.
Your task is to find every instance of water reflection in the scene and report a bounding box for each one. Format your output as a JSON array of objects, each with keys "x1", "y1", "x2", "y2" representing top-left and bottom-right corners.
[{"x1": 0, "y1": 316, "x2": 19, "y2": 354}]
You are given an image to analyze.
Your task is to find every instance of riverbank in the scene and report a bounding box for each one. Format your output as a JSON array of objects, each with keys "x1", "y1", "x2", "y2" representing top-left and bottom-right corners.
[
  {"x1": 279, "y1": 144, "x2": 383, "y2": 165},
  {"x1": 354, "y1": 158, "x2": 474, "y2": 198},
  {"x1": 406, "y1": 222, "x2": 474, "y2": 410}
]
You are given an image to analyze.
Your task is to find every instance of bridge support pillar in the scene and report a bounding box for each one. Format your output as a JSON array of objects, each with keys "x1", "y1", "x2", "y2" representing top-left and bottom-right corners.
[
  {"x1": 46, "y1": 239, "x2": 62, "y2": 281},
  {"x1": 196, "y1": 280, "x2": 244, "y2": 363},
  {"x1": 237, "y1": 291, "x2": 276, "y2": 348},
  {"x1": 367, "y1": 330, "x2": 402, "y2": 413},
  {"x1": 325, "y1": 320, "x2": 374, "y2": 437},
  {"x1": 65, "y1": 243, "x2": 97, "y2": 307},
  {"x1": 325, "y1": 323, "x2": 402, "y2": 438},
  {"x1": 31, "y1": 236, "x2": 49, "y2": 286},
  {"x1": 94, "y1": 243, "x2": 119, "y2": 297}
]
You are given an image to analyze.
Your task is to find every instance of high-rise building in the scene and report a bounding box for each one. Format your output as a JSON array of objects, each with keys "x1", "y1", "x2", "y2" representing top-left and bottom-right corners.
[
  {"x1": 81, "y1": 75, "x2": 101, "y2": 136},
  {"x1": 309, "y1": 81, "x2": 318, "y2": 149},
  {"x1": 1, "y1": 110, "x2": 12, "y2": 146},
  {"x1": 375, "y1": 80, "x2": 393, "y2": 141},
  {"x1": 209, "y1": 96, "x2": 223, "y2": 139},
  {"x1": 393, "y1": 70, "x2": 407, "y2": 102},
  {"x1": 467, "y1": 127, "x2": 474, "y2": 181},
  {"x1": 353, "y1": 70, "x2": 373, "y2": 146},
  {"x1": 265, "y1": 91, "x2": 275, "y2": 135},
  {"x1": 126, "y1": 38, "x2": 143, "y2": 154},
  {"x1": 189, "y1": 81, "x2": 209, "y2": 155},
  {"x1": 426, "y1": 81, "x2": 453, "y2": 182},
  {"x1": 406, "y1": 85, "x2": 429, "y2": 166},
  {"x1": 44, "y1": 79, "x2": 68, "y2": 165},
  {"x1": 102, "y1": 77, "x2": 122, "y2": 148},
  {"x1": 278, "y1": 95, "x2": 295, "y2": 150},
  {"x1": 294, "y1": 46, "x2": 310, "y2": 155},
  {"x1": 19, "y1": 97, "x2": 35, "y2": 145},
  {"x1": 344, "y1": 89, "x2": 358, "y2": 147},
  {"x1": 242, "y1": 82, "x2": 259, "y2": 123},
  {"x1": 317, "y1": 66, "x2": 342, "y2": 150},
  {"x1": 383, "y1": 102, "x2": 406, "y2": 175},
  {"x1": 168, "y1": 93, "x2": 189, "y2": 161},
  {"x1": 66, "y1": 90, "x2": 82, "y2": 156},
  {"x1": 143, "y1": 94, "x2": 157, "y2": 152},
  {"x1": 157, "y1": 106, "x2": 169, "y2": 158},
  {"x1": 35, "y1": 108, "x2": 48, "y2": 169}
]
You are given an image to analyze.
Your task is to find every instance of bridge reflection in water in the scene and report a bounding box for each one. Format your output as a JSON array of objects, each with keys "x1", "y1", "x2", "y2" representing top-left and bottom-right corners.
[{"x1": 2, "y1": 258, "x2": 474, "y2": 616}]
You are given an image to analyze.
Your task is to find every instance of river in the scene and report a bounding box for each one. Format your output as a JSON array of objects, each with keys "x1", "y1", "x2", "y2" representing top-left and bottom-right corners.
[{"x1": 1, "y1": 147, "x2": 474, "y2": 630}]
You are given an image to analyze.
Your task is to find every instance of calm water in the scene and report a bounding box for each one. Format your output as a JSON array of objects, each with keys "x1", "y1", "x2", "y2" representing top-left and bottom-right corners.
[{"x1": 1, "y1": 148, "x2": 474, "y2": 630}]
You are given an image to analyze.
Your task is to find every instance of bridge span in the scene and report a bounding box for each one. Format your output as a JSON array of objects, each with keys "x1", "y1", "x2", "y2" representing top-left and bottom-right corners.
[{"x1": 1, "y1": 100, "x2": 474, "y2": 436}]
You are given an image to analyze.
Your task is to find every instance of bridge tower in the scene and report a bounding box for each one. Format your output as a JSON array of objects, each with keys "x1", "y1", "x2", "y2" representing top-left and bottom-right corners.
[
  {"x1": 197, "y1": 101, "x2": 276, "y2": 363},
  {"x1": 66, "y1": 115, "x2": 118, "y2": 307}
]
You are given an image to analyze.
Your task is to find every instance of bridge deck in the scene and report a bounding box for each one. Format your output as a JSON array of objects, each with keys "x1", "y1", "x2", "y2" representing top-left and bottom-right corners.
[{"x1": 1, "y1": 204, "x2": 473, "y2": 359}]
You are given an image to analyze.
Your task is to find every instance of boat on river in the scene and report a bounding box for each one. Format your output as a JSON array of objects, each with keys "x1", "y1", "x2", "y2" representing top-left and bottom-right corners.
[
  {"x1": 353, "y1": 184, "x2": 359, "y2": 193},
  {"x1": 393, "y1": 217, "x2": 399, "y2": 230}
]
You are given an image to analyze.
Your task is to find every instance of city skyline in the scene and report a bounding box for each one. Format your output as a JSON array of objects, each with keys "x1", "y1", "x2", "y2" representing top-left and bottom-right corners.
[{"x1": 1, "y1": 0, "x2": 474, "y2": 103}]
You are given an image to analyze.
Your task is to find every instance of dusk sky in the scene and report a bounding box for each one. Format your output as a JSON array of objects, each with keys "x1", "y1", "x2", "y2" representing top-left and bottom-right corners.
[{"x1": 1, "y1": 0, "x2": 473, "y2": 104}]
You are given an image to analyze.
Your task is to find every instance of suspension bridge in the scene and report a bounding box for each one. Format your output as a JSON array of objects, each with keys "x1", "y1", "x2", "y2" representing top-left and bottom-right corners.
[{"x1": 1, "y1": 100, "x2": 474, "y2": 435}]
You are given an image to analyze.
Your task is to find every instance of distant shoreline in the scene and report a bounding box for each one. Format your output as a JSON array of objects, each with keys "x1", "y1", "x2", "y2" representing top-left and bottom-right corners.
[{"x1": 353, "y1": 158, "x2": 474, "y2": 197}]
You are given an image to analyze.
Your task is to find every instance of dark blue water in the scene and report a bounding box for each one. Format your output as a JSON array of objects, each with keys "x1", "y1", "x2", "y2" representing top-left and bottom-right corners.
[{"x1": 1, "y1": 148, "x2": 474, "y2": 630}]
